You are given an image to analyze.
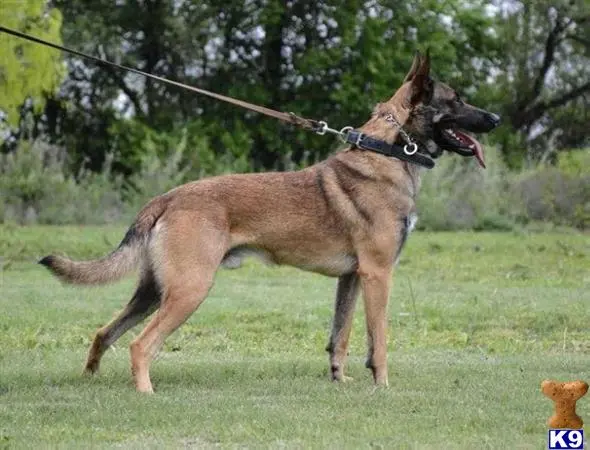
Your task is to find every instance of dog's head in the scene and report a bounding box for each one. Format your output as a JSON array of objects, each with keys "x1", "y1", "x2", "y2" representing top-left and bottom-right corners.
[{"x1": 383, "y1": 51, "x2": 500, "y2": 168}]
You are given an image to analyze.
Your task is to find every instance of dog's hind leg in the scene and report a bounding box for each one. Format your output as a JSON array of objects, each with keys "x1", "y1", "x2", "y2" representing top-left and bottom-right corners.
[
  {"x1": 84, "y1": 269, "x2": 161, "y2": 375},
  {"x1": 129, "y1": 271, "x2": 218, "y2": 393},
  {"x1": 129, "y1": 214, "x2": 227, "y2": 393},
  {"x1": 326, "y1": 272, "x2": 360, "y2": 382}
]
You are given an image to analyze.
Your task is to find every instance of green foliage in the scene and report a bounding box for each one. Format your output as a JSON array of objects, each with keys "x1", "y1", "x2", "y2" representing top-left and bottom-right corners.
[
  {"x1": 17, "y1": 0, "x2": 509, "y2": 173},
  {"x1": 513, "y1": 157, "x2": 590, "y2": 229},
  {"x1": 0, "y1": 129, "x2": 255, "y2": 226},
  {"x1": 418, "y1": 146, "x2": 519, "y2": 231},
  {"x1": 0, "y1": 0, "x2": 65, "y2": 130},
  {"x1": 556, "y1": 149, "x2": 590, "y2": 176},
  {"x1": 179, "y1": 120, "x2": 254, "y2": 177},
  {"x1": 1, "y1": 0, "x2": 589, "y2": 230},
  {"x1": 2, "y1": 0, "x2": 589, "y2": 172},
  {"x1": 0, "y1": 139, "x2": 126, "y2": 225},
  {"x1": 418, "y1": 145, "x2": 590, "y2": 231},
  {"x1": 489, "y1": 0, "x2": 590, "y2": 163},
  {"x1": 1, "y1": 138, "x2": 588, "y2": 230},
  {"x1": 110, "y1": 118, "x2": 254, "y2": 201}
]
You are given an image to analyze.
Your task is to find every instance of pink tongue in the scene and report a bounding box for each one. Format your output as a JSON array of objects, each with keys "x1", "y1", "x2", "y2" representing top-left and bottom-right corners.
[
  {"x1": 473, "y1": 142, "x2": 486, "y2": 169},
  {"x1": 456, "y1": 131, "x2": 486, "y2": 169}
]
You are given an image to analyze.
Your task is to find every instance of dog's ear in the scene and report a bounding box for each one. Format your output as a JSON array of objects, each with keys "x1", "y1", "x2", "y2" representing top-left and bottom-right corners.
[
  {"x1": 403, "y1": 51, "x2": 422, "y2": 83},
  {"x1": 407, "y1": 49, "x2": 432, "y2": 106}
]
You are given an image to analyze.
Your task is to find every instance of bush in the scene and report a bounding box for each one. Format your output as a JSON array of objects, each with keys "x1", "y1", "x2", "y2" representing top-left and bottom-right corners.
[
  {"x1": 123, "y1": 125, "x2": 256, "y2": 216},
  {"x1": 513, "y1": 152, "x2": 590, "y2": 229},
  {"x1": 1, "y1": 138, "x2": 588, "y2": 230},
  {"x1": 124, "y1": 130, "x2": 191, "y2": 215},
  {"x1": 417, "y1": 146, "x2": 590, "y2": 231},
  {"x1": 0, "y1": 130, "x2": 254, "y2": 226},
  {"x1": 417, "y1": 145, "x2": 519, "y2": 231},
  {"x1": 0, "y1": 140, "x2": 126, "y2": 225},
  {"x1": 110, "y1": 119, "x2": 255, "y2": 183}
]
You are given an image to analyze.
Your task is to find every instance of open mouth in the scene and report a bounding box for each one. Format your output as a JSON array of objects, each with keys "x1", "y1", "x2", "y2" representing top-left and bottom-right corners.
[{"x1": 437, "y1": 128, "x2": 486, "y2": 168}]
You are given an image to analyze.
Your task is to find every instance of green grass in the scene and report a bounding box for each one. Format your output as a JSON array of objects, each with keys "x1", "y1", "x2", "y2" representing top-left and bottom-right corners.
[{"x1": 1, "y1": 225, "x2": 589, "y2": 449}]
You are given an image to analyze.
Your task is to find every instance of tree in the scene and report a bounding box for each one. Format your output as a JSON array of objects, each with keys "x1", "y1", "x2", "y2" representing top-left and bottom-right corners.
[
  {"x1": 41, "y1": 0, "x2": 215, "y2": 174},
  {"x1": 488, "y1": 0, "x2": 590, "y2": 165},
  {"x1": 40, "y1": 0, "x2": 499, "y2": 174},
  {"x1": 0, "y1": 0, "x2": 65, "y2": 140}
]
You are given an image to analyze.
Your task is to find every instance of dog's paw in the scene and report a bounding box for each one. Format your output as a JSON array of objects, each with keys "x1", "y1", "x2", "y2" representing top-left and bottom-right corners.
[
  {"x1": 82, "y1": 364, "x2": 99, "y2": 376},
  {"x1": 331, "y1": 374, "x2": 354, "y2": 383}
]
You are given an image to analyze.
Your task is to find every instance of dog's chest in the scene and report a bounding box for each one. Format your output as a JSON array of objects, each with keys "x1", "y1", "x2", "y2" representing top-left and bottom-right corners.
[
  {"x1": 394, "y1": 212, "x2": 418, "y2": 266},
  {"x1": 407, "y1": 213, "x2": 418, "y2": 233}
]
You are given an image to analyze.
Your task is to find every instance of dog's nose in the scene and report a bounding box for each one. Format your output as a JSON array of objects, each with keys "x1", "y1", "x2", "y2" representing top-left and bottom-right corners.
[{"x1": 486, "y1": 112, "x2": 501, "y2": 127}]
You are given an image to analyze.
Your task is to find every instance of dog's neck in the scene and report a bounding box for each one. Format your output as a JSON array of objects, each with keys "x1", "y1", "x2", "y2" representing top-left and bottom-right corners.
[
  {"x1": 358, "y1": 104, "x2": 411, "y2": 146},
  {"x1": 355, "y1": 104, "x2": 424, "y2": 198}
]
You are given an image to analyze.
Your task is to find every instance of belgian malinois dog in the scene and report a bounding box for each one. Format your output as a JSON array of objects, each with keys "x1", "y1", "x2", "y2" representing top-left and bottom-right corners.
[{"x1": 40, "y1": 52, "x2": 500, "y2": 393}]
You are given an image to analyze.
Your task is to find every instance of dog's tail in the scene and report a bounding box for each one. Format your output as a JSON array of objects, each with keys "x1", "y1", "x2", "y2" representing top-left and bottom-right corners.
[{"x1": 39, "y1": 197, "x2": 168, "y2": 285}]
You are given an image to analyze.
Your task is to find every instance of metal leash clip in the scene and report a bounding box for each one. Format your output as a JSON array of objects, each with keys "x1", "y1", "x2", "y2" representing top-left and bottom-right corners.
[
  {"x1": 315, "y1": 121, "x2": 339, "y2": 136},
  {"x1": 315, "y1": 121, "x2": 356, "y2": 145}
]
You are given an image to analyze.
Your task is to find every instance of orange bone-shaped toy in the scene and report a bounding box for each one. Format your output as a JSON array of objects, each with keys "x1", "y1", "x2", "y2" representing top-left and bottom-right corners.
[{"x1": 542, "y1": 380, "x2": 588, "y2": 429}]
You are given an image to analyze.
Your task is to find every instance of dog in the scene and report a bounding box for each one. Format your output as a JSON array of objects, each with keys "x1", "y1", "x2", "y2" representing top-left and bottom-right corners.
[{"x1": 40, "y1": 51, "x2": 500, "y2": 393}]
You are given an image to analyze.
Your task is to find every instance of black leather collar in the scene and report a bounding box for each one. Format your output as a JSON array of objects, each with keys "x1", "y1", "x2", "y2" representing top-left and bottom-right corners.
[{"x1": 345, "y1": 130, "x2": 435, "y2": 169}]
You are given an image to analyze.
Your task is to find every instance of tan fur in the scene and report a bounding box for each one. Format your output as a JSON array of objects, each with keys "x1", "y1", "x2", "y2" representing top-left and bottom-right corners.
[
  {"x1": 41, "y1": 198, "x2": 168, "y2": 285},
  {"x1": 40, "y1": 53, "x2": 498, "y2": 392}
]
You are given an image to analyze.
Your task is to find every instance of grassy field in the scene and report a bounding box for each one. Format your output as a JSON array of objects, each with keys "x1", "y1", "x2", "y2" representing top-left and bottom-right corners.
[{"x1": 0, "y1": 225, "x2": 589, "y2": 449}]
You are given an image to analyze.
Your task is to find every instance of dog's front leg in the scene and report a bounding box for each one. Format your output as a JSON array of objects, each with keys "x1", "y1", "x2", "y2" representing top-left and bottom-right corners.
[
  {"x1": 358, "y1": 264, "x2": 392, "y2": 386},
  {"x1": 327, "y1": 272, "x2": 360, "y2": 382}
]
